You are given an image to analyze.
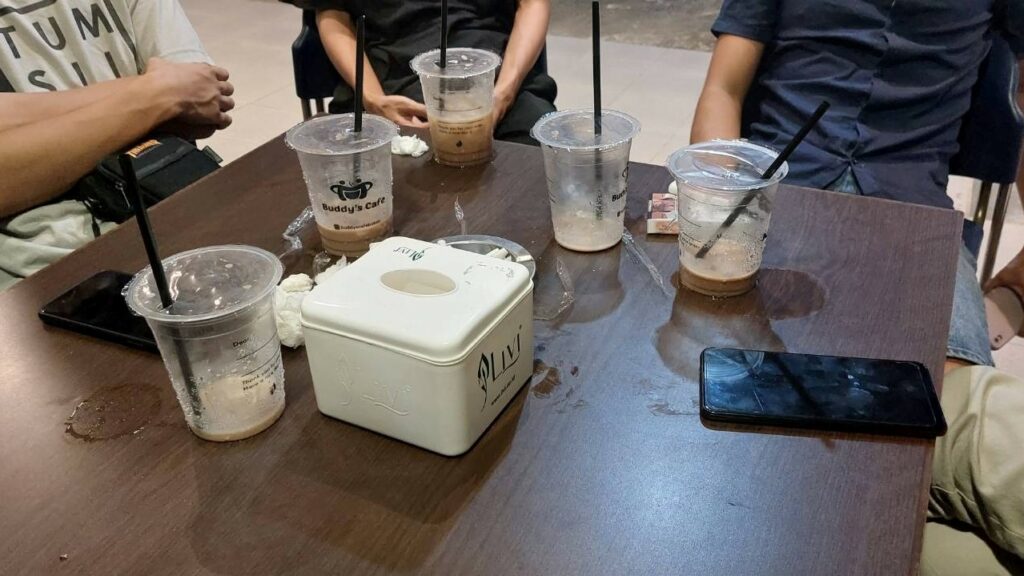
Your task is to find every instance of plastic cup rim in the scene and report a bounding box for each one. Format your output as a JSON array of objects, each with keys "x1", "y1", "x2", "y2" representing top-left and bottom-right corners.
[
  {"x1": 410, "y1": 47, "x2": 502, "y2": 78},
  {"x1": 667, "y1": 139, "x2": 789, "y2": 192},
  {"x1": 125, "y1": 244, "x2": 284, "y2": 325},
  {"x1": 531, "y1": 108, "x2": 641, "y2": 152},
  {"x1": 285, "y1": 113, "x2": 399, "y2": 157}
]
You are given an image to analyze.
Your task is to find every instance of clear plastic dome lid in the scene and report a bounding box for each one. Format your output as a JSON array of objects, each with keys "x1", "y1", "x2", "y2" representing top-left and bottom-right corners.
[
  {"x1": 530, "y1": 109, "x2": 641, "y2": 151},
  {"x1": 125, "y1": 245, "x2": 283, "y2": 323},
  {"x1": 410, "y1": 48, "x2": 501, "y2": 79},
  {"x1": 666, "y1": 140, "x2": 787, "y2": 191},
  {"x1": 285, "y1": 114, "x2": 398, "y2": 156}
]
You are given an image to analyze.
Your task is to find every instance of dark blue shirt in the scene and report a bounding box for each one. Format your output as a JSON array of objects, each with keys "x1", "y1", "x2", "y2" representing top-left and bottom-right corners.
[{"x1": 714, "y1": 0, "x2": 1024, "y2": 209}]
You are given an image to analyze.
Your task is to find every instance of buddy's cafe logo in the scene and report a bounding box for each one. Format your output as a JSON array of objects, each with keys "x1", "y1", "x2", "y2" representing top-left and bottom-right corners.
[
  {"x1": 330, "y1": 178, "x2": 373, "y2": 200},
  {"x1": 322, "y1": 178, "x2": 384, "y2": 214}
]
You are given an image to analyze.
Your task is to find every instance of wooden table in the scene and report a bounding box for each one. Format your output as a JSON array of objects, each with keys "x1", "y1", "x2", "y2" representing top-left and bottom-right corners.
[{"x1": 0, "y1": 134, "x2": 962, "y2": 575}]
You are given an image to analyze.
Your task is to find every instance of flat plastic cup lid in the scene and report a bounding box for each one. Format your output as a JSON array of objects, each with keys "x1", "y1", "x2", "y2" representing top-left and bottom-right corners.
[
  {"x1": 285, "y1": 114, "x2": 398, "y2": 156},
  {"x1": 410, "y1": 48, "x2": 501, "y2": 79},
  {"x1": 530, "y1": 109, "x2": 641, "y2": 151},
  {"x1": 126, "y1": 245, "x2": 283, "y2": 324},
  {"x1": 667, "y1": 140, "x2": 788, "y2": 191}
]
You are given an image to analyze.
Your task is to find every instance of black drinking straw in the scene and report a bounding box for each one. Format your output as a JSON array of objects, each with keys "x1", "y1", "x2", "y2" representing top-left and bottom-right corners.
[
  {"x1": 354, "y1": 14, "x2": 365, "y2": 132},
  {"x1": 121, "y1": 154, "x2": 172, "y2": 308},
  {"x1": 592, "y1": 0, "x2": 602, "y2": 135},
  {"x1": 440, "y1": 0, "x2": 448, "y2": 68},
  {"x1": 120, "y1": 154, "x2": 201, "y2": 414},
  {"x1": 694, "y1": 100, "x2": 830, "y2": 259},
  {"x1": 592, "y1": 1, "x2": 606, "y2": 220}
]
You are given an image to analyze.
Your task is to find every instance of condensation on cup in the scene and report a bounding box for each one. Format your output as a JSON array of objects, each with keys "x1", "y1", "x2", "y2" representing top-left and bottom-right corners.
[
  {"x1": 124, "y1": 245, "x2": 286, "y2": 441},
  {"x1": 666, "y1": 140, "x2": 787, "y2": 297},
  {"x1": 411, "y1": 48, "x2": 501, "y2": 167},
  {"x1": 531, "y1": 109, "x2": 641, "y2": 252},
  {"x1": 286, "y1": 114, "x2": 399, "y2": 258}
]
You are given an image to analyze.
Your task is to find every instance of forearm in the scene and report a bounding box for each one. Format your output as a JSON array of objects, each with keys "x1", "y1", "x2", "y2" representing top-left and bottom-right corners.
[
  {"x1": 690, "y1": 85, "x2": 744, "y2": 142},
  {"x1": 0, "y1": 79, "x2": 134, "y2": 132},
  {"x1": 317, "y1": 10, "x2": 387, "y2": 109},
  {"x1": 0, "y1": 77, "x2": 177, "y2": 217},
  {"x1": 495, "y1": 0, "x2": 550, "y2": 98}
]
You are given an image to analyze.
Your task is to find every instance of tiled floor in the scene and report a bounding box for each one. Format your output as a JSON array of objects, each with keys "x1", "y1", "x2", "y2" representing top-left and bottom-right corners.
[{"x1": 181, "y1": 0, "x2": 1024, "y2": 376}]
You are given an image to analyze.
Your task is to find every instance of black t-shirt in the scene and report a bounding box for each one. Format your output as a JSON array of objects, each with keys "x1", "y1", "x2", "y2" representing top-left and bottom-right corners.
[{"x1": 297, "y1": 0, "x2": 554, "y2": 101}]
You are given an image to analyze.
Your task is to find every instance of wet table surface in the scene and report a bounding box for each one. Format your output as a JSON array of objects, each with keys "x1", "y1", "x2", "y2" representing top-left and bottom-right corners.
[{"x1": 0, "y1": 133, "x2": 962, "y2": 575}]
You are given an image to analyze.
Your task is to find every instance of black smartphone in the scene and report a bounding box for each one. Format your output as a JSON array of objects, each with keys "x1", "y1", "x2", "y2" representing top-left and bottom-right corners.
[
  {"x1": 699, "y1": 347, "x2": 946, "y2": 437},
  {"x1": 39, "y1": 270, "x2": 158, "y2": 353}
]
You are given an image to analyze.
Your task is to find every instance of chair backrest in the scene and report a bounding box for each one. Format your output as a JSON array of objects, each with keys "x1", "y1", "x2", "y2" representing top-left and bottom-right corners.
[
  {"x1": 949, "y1": 34, "x2": 1024, "y2": 184},
  {"x1": 292, "y1": 9, "x2": 341, "y2": 116}
]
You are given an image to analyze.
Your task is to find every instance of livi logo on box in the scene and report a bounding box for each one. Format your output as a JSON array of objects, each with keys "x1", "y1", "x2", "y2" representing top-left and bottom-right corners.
[
  {"x1": 330, "y1": 179, "x2": 374, "y2": 201},
  {"x1": 476, "y1": 325, "x2": 523, "y2": 411}
]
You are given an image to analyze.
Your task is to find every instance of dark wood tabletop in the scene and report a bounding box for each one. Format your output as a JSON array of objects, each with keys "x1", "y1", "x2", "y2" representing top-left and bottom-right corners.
[{"x1": 0, "y1": 133, "x2": 962, "y2": 576}]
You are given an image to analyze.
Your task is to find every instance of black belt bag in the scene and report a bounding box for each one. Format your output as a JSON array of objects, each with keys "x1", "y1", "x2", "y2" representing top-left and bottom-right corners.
[{"x1": 73, "y1": 137, "x2": 222, "y2": 224}]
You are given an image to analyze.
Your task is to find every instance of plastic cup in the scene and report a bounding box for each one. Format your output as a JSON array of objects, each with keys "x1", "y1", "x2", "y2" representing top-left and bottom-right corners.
[
  {"x1": 666, "y1": 140, "x2": 788, "y2": 297},
  {"x1": 411, "y1": 48, "x2": 501, "y2": 167},
  {"x1": 286, "y1": 114, "x2": 399, "y2": 258},
  {"x1": 531, "y1": 109, "x2": 641, "y2": 252},
  {"x1": 125, "y1": 245, "x2": 286, "y2": 441}
]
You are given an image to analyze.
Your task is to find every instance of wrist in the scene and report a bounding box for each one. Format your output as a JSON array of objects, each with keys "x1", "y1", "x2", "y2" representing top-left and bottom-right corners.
[
  {"x1": 137, "y1": 74, "x2": 184, "y2": 124},
  {"x1": 363, "y1": 91, "x2": 385, "y2": 114},
  {"x1": 494, "y1": 82, "x2": 517, "y2": 105}
]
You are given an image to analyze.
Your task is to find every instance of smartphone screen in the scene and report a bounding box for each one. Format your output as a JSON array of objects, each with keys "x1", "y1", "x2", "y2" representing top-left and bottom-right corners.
[
  {"x1": 700, "y1": 347, "x2": 946, "y2": 437},
  {"x1": 39, "y1": 270, "x2": 157, "y2": 352}
]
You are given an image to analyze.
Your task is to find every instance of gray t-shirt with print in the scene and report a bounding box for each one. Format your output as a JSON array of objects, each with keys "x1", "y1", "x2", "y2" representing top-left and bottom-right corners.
[{"x1": 0, "y1": 0, "x2": 211, "y2": 290}]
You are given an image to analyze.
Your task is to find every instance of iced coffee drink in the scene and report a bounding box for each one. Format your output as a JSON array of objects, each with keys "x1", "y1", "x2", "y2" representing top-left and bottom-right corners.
[
  {"x1": 286, "y1": 114, "x2": 399, "y2": 257},
  {"x1": 667, "y1": 140, "x2": 788, "y2": 297},
  {"x1": 412, "y1": 48, "x2": 501, "y2": 168}
]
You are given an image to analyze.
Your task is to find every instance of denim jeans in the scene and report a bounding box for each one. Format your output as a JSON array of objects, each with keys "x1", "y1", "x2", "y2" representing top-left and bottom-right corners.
[{"x1": 826, "y1": 167, "x2": 993, "y2": 366}]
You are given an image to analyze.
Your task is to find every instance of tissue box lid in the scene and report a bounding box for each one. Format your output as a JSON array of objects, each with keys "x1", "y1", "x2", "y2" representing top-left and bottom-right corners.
[{"x1": 301, "y1": 237, "x2": 532, "y2": 365}]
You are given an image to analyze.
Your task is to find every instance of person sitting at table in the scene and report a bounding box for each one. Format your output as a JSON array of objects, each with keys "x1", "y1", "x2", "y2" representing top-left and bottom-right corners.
[
  {"x1": 294, "y1": 0, "x2": 557, "y2": 145},
  {"x1": 690, "y1": 2, "x2": 1024, "y2": 572},
  {"x1": 0, "y1": 0, "x2": 234, "y2": 292}
]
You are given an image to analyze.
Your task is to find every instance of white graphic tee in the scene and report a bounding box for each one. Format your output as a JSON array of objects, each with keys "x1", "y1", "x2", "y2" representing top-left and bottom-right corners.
[{"x1": 0, "y1": 0, "x2": 210, "y2": 92}]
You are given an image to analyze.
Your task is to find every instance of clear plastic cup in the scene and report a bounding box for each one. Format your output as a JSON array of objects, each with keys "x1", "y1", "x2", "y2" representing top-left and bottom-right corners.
[
  {"x1": 531, "y1": 109, "x2": 641, "y2": 252},
  {"x1": 286, "y1": 114, "x2": 399, "y2": 258},
  {"x1": 125, "y1": 245, "x2": 286, "y2": 441},
  {"x1": 411, "y1": 48, "x2": 501, "y2": 167},
  {"x1": 666, "y1": 140, "x2": 788, "y2": 297}
]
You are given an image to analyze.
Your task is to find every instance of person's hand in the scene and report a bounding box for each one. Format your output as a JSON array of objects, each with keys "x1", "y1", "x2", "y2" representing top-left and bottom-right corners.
[
  {"x1": 984, "y1": 246, "x2": 1024, "y2": 298},
  {"x1": 366, "y1": 95, "x2": 427, "y2": 128},
  {"x1": 492, "y1": 85, "x2": 516, "y2": 128},
  {"x1": 144, "y1": 58, "x2": 234, "y2": 132}
]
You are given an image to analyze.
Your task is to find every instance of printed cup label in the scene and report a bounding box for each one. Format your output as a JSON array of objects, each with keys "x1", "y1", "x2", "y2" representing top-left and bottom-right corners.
[{"x1": 314, "y1": 171, "x2": 391, "y2": 229}]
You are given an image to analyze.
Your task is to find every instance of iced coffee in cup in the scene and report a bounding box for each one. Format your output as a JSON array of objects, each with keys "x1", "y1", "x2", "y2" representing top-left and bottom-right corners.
[
  {"x1": 531, "y1": 109, "x2": 641, "y2": 251},
  {"x1": 666, "y1": 140, "x2": 787, "y2": 297},
  {"x1": 125, "y1": 245, "x2": 286, "y2": 441},
  {"x1": 411, "y1": 48, "x2": 501, "y2": 167},
  {"x1": 286, "y1": 114, "x2": 399, "y2": 258}
]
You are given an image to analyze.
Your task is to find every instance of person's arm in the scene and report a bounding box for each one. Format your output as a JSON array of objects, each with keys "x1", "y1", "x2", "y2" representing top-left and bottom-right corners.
[
  {"x1": 690, "y1": 34, "x2": 764, "y2": 143},
  {"x1": 0, "y1": 59, "x2": 232, "y2": 218},
  {"x1": 493, "y1": 0, "x2": 549, "y2": 125},
  {"x1": 317, "y1": 9, "x2": 427, "y2": 127}
]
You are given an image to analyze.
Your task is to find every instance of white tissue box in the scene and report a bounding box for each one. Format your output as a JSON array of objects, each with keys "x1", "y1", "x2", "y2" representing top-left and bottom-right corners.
[{"x1": 301, "y1": 237, "x2": 534, "y2": 455}]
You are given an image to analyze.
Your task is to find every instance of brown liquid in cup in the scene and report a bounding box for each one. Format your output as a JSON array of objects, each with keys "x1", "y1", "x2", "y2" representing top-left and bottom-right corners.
[
  {"x1": 430, "y1": 113, "x2": 494, "y2": 167},
  {"x1": 317, "y1": 217, "x2": 393, "y2": 258},
  {"x1": 678, "y1": 265, "x2": 757, "y2": 297}
]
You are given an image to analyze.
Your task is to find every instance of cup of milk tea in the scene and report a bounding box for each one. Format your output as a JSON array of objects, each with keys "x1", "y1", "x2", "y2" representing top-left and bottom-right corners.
[
  {"x1": 411, "y1": 47, "x2": 501, "y2": 167},
  {"x1": 124, "y1": 245, "x2": 286, "y2": 441},
  {"x1": 666, "y1": 140, "x2": 787, "y2": 297}
]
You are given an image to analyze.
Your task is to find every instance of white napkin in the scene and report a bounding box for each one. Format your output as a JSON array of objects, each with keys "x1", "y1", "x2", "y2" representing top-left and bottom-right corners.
[{"x1": 391, "y1": 135, "x2": 430, "y2": 158}]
